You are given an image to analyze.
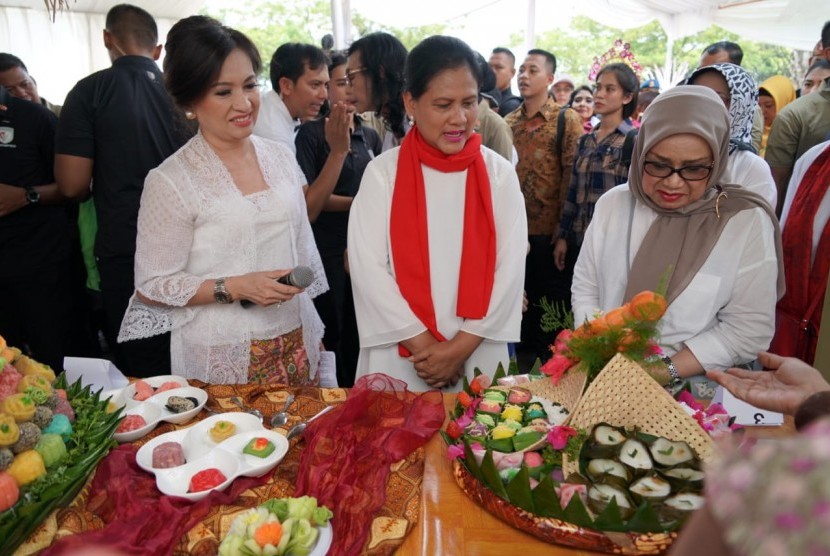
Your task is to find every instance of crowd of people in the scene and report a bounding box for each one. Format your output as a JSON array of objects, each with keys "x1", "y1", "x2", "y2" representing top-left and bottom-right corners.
[
  {"x1": 1, "y1": 5, "x2": 829, "y2": 397},
  {"x1": 3, "y1": 6, "x2": 830, "y2": 554}
]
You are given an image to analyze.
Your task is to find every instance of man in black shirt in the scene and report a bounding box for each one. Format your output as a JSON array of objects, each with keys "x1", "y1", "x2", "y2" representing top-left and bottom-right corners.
[
  {"x1": 0, "y1": 86, "x2": 72, "y2": 371},
  {"x1": 55, "y1": 4, "x2": 187, "y2": 377},
  {"x1": 489, "y1": 47, "x2": 522, "y2": 117}
]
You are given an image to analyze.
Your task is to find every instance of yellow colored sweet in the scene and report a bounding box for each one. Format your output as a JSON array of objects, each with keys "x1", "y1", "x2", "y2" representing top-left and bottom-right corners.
[
  {"x1": 14, "y1": 355, "x2": 56, "y2": 383},
  {"x1": 492, "y1": 424, "x2": 517, "y2": 440},
  {"x1": 500, "y1": 404, "x2": 523, "y2": 422},
  {"x1": 17, "y1": 374, "x2": 53, "y2": 396},
  {"x1": 2, "y1": 394, "x2": 36, "y2": 423},
  {"x1": 209, "y1": 420, "x2": 236, "y2": 442},
  {"x1": 7, "y1": 450, "x2": 46, "y2": 486},
  {"x1": 0, "y1": 415, "x2": 20, "y2": 447}
]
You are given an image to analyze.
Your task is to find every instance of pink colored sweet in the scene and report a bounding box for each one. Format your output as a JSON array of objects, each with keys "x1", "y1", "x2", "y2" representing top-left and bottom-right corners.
[
  {"x1": 116, "y1": 414, "x2": 147, "y2": 434},
  {"x1": 0, "y1": 366, "x2": 22, "y2": 403},
  {"x1": 132, "y1": 380, "x2": 154, "y2": 401},
  {"x1": 152, "y1": 441, "x2": 186, "y2": 468},
  {"x1": 0, "y1": 472, "x2": 20, "y2": 511},
  {"x1": 507, "y1": 387, "x2": 532, "y2": 404},
  {"x1": 523, "y1": 451, "x2": 543, "y2": 468},
  {"x1": 154, "y1": 381, "x2": 182, "y2": 394},
  {"x1": 53, "y1": 398, "x2": 75, "y2": 423},
  {"x1": 55, "y1": 389, "x2": 68, "y2": 401},
  {"x1": 478, "y1": 400, "x2": 502, "y2": 414}
]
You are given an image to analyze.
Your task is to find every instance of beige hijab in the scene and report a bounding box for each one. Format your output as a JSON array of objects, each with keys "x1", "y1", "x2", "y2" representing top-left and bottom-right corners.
[{"x1": 623, "y1": 85, "x2": 784, "y2": 305}]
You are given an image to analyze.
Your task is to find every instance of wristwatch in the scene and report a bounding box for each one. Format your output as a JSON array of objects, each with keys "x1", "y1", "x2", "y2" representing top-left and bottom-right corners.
[
  {"x1": 213, "y1": 277, "x2": 233, "y2": 304},
  {"x1": 24, "y1": 186, "x2": 40, "y2": 204},
  {"x1": 662, "y1": 356, "x2": 682, "y2": 386}
]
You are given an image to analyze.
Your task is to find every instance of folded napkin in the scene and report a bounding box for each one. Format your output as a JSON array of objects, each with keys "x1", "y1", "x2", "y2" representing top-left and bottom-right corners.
[
  {"x1": 42, "y1": 444, "x2": 275, "y2": 555},
  {"x1": 295, "y1": 374, "x2": 444, "y2": 556}
]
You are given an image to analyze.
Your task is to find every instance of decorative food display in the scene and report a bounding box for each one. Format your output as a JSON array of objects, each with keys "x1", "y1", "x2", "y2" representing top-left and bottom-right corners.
[
  {"x1": 152, "y1": 441, "x2": 186, "y2": 469},
  {"x1": 0, "y1": 336, "x2": 122, "y2": 555},
  {"x1": 210, "y1": 420, "x2": 237, "y2": 443},
  {"x1": 444, "y1": 292, "x2": 733, "y2": 554},
  {"x1": 219, "y1": 496, "x2": 333, "y2": 556},
  {"x1": 243, "y1": 437, "x2": 276, "y2": 458},
  {"x1": 189, "y1": 467, "x2": 228, "y2": 493},
  {"x1": 136, "y1": 413, "x2": 290, "y2": 502},
  {"x1": 109, "y1": 380, "x2": 208, "y2": 442}
]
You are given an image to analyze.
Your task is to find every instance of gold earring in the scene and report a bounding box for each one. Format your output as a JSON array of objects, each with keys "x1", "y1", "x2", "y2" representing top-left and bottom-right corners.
[{"x1": 185, "y1": 111, "x2": 196, "y2": 120}]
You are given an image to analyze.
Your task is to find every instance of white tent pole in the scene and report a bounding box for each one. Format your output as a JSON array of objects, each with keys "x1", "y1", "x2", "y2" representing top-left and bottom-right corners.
[
  {"x1": 524, "y1": 0, "x2": 536, "y2": 52},
  {"x1": 665, "y1": 33, "x2": 674, "y2": 81},
  {"x1": 331, "y1": 0, "x2": 350, "y2": 49}
]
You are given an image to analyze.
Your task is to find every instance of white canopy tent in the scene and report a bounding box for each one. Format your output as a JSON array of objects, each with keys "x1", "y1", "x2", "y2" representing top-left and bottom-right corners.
[{"x1": 1, "y1": 0, "x2": 822, "y2": 105}]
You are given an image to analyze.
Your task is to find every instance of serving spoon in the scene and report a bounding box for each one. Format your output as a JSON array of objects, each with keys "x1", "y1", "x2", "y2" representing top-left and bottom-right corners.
[
  {"x1": 285, "y1": 405, "x2": 336, "y2": 440},
  {"x1": 229, "y1": 396, "x2": 264, "y2": 423},
  {"x1": 269, "y1": 393, "x2": 295, "y2": 427}
]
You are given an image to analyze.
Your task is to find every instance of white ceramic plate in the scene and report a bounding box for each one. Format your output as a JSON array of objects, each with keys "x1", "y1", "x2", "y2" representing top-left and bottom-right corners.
[
  {"x1": 113, "y1": 402, "x2": 163, "y2": 443},
  {"x1": 135, "y1": 412, "x2": 289, "y2": 502},
  {"x1": 309, "y1": 521, "x2": 333, "y2": 556}
]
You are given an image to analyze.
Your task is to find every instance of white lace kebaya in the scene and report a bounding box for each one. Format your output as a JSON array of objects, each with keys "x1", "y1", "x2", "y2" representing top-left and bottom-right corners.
[{"x1": 118, "y1": 132, "x2": 327, "y2": 384}]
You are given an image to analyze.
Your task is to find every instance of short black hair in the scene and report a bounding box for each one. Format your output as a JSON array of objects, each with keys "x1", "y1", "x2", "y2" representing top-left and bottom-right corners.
[
  {"x1": 527, "y1": 48, "x2": 556, "y2": 75},
  {"x1": 807, "y1": 58, "x2": 830, "y2": 74},
  {"x1": 105, "y1": 4, "x2": 158, "y2": 51},
  {"x1": 569, "y1": 85, "x2": 593, "y2": 104},
  {"x1": 0, "y1": 53, "x2": 26, "y2": 73},
  {"x1": 269, "y1": 43, "x2": 327, "y2": 93},
  {"x1": 702, "y1": 41, "x2": 743, "y2": 65},
  {"x1": 596, "y1": 63, "x2": 639, "y2": 119},
  {"x1": 491, "y1": 47, "x2": 515, "y2": 65},
  {"x1": 822, "y1": 21, "x2": 830, "y2": 52},
  {"x1": 348, "y1": 32, "x2": 408, "y2": 139},
  {"x1": 405, "y1": 36, "x2": 481, "y2": 100},
  {"x1": 163, "y1": 15, "x2": 261, "y2": 109}
]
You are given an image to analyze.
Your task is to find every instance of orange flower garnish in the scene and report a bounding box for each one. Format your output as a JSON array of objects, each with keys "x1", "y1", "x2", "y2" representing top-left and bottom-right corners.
[{"x1": 254, "y1": 521, "x2": 283, "y2": 547}]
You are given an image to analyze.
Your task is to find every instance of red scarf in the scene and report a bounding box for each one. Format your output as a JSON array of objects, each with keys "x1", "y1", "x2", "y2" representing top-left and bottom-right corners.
[
  {"x1": 390, "y1": 127, "x2": 496, "y2": 356},
  {"x1": 776, "y1": 145, "x2": 830, "y2": 362}
]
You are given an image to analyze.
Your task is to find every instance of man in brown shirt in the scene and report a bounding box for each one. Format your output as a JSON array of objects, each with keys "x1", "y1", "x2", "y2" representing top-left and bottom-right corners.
[{"x1": 506, "y1": 48, "x2": 582, "y2": 361}]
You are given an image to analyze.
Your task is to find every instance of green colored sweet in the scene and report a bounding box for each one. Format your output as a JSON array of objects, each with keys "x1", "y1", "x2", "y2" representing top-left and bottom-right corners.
[{"x1": 35, "y1": 434, "x2": 67, "y2": 468}]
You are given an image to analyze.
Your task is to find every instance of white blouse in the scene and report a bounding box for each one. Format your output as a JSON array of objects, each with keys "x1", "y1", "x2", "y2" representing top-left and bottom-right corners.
[
  {"x1": 118, "y1": 133, "x2": 327, "y2": 384},
  {"x1": 347, "y1": 146, "x2": 527, "y2": 391},
  {"x1": 572, "y1": 183, "x2": 779, "y2": 371}
]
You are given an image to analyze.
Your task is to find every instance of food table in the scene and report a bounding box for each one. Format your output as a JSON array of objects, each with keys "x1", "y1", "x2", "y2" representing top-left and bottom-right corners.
[{"x1": 17, "y1": 385, "x2": 795, "y2": 556}]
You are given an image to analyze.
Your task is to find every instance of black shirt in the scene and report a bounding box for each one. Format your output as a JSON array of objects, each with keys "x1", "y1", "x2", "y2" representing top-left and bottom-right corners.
[
  {"x1": 55, "y1": 56, "x2": 187, "y2": 260},
  {"x1": 295, "y1": 117, "x2": 382, "y2": 256},
  {"x1": 498, "y1": 87, "x2": 523, "y2": 117},
  {"x1": 0, "y1": 86, "x2": 70, "y2": 278}
]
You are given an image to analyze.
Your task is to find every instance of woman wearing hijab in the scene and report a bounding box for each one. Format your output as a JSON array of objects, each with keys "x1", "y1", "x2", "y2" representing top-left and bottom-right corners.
[
  {"x1": 758, "y1": 75, "x2": 797, "y2": 157},
  {"x1": 348, "y1": 36, "x2": 527, "y2": 391},
  {"x1": 572, "y1": 86, "x2": 784, "y2": 382},
  {"x1": 687, "y1": 63, "x2": 777, "y2": 207}
]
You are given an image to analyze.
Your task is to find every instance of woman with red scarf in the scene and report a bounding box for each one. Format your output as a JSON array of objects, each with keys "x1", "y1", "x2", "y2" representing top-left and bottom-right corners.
[
  {"x1": 347, "y1": 35, "x2": 527, "y2": 391},
  {"x1": 773, "y1": 140, "x2": 830, "y2": 364}
]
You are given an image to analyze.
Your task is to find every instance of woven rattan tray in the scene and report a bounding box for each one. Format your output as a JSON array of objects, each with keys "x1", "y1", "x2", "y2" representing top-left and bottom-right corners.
[{"x1": 562, "y1": 353, "x2": 715, "y2": 477}]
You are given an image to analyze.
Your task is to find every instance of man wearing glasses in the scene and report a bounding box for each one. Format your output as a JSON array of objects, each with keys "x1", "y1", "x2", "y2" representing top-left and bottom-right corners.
[{"x1": 254, "y1": 43, "x2": 330, "y2": 154}]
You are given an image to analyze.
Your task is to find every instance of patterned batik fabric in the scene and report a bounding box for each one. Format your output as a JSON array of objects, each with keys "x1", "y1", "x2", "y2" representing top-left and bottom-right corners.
[
  {"x1": 707, "y1": 416, "x2": 830, "y2": 556},
  {"x1": 248, "y1": 327, "x2": 319, "y2": 387}
]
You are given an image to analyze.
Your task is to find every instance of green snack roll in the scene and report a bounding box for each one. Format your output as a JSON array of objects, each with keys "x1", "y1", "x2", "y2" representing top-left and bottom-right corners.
[
  {"x1": 35, "y1": 434, "x2": 67, "y2": 468},
  {"x1": 242, "y1": 437, "x2": 275, "y2": 458}
]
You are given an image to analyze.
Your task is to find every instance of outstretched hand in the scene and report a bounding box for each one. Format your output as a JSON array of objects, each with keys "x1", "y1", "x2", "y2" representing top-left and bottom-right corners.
[{"x1": 706, "y1": 351, "x2": 830, "y2": 416}]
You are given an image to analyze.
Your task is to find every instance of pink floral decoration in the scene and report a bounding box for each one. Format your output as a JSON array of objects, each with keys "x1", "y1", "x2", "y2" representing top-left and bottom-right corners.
[{"x1": 547, "y1": 425, "x2": 578, "y2": 450}]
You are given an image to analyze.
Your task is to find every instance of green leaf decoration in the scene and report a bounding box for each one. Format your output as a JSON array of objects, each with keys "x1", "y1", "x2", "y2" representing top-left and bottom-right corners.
[
  {"x1": 492, "y1": 361, "x2": 506, "y2": 382},
  {"x1": 531, "y1": 475, "x2": 564, "y2": 518},
  {"x1": 439, "y1": 430, "x2": 453, "y2": 447},
  {"x1": 480, "y1": 450, "x2": 509, "y2": 500},
  {"x1": 462, "y1": 374, "x2": 472, "y2": 394},
  {"x1": 462, "y1": 439, "x2": 484, "y2": 482},
  {"x1": 592, "y1": 497, "x2": 627, "y2": 532},
  {"x1": 529, "y1": 358, "x2": 542, "y2": 376},
  {"x1": 562, "y1": 492, "x2": 594, "y2": 528},
  {"x1": 505, "y1": 466, "x2": 534, "y2": 513},
  {"x1": 627, "y1": 501, "x2": 668, "y2": 533},
  {"x1": 507, "y1": 358, "x2": 519, "y2": 375}
]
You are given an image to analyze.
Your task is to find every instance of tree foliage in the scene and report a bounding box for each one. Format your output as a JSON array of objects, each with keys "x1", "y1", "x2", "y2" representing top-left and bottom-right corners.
[{"x1": 524, "y1": 16, "x2": 796, "y2": 86}]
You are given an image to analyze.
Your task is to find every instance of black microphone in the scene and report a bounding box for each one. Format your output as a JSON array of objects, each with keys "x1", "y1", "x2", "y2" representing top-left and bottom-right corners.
[{"x1": 240, "y1": 266, "x2": 314, "y2": 308}]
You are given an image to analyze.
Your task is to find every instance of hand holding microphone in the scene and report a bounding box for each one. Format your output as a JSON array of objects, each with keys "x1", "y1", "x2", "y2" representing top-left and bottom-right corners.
[{"x1": 240, "y1": 266, "x2": 314, "y2": 308}]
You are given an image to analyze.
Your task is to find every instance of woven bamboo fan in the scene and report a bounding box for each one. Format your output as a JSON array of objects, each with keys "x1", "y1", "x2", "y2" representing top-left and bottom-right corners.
[{"x1": 562, "y1": 353, "x2": 715, "y2": 477}]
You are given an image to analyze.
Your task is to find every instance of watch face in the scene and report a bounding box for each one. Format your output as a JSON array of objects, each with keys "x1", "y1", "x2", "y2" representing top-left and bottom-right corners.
[{"x1": 25, "y1": 188, "x2": 40, "y2": 204}]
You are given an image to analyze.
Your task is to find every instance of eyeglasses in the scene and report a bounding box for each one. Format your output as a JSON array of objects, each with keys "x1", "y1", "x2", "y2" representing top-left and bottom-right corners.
[
  {"x1": 344, "y1": 67, "x2": 367, "y2": 86},
  {"x1": 643, "y1": 160, "x2": 714, "y2": 181}
]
